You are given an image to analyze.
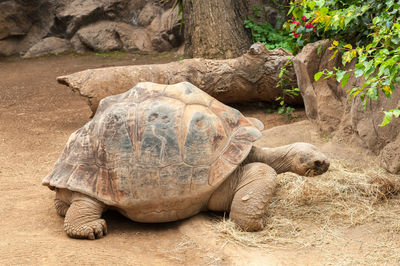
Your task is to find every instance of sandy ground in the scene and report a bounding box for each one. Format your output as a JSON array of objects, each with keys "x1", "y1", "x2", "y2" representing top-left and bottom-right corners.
[{"x1": 0, "y1": 53, "x2": 399, "y2": 265}]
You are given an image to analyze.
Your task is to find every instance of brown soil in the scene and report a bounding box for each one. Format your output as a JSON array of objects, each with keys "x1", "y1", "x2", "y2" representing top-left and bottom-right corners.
[{"x1": 0, "y1": 53, "x2": 399, "y2": 265}]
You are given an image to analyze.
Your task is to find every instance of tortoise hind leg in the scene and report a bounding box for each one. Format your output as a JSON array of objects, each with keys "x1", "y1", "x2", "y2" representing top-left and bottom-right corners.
[
  {"x1": 54, "y1": 199, "x2": 70, "y2": 217},
  {"x1": 54, "y1": 188, "x2": 72, "y2": 217},
  {"x1": 64, "y1": 192, "x2": 107, "y2": 240}
]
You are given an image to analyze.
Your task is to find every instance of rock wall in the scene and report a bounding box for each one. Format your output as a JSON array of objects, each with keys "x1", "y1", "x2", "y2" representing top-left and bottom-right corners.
[
  {"x1": 0, "y1": 0, "x2": 289, "y2": 58},
  {"x1": 293, "y1": 40, "x2": 400, "y2": 174},
  {"x1": 0, "y1": 0, "x2": 183, "y2": 57}
]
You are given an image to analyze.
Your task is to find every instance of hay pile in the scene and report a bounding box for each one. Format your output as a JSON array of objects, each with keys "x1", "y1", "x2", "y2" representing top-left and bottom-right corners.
[{"x1": 213, "y1": 159, "x2": 400, "y2": 263}]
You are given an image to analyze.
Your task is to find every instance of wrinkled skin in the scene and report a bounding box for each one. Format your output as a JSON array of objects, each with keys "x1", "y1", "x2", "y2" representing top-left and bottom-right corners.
[{"x1": 54, "y1": 142, "x2": 329, "y2": 238}]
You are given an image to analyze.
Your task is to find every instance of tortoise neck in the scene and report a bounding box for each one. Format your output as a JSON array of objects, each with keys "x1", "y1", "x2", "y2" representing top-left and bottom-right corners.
[{"x1": 245, "y1": 145, "x2": 294, "y2": 174}]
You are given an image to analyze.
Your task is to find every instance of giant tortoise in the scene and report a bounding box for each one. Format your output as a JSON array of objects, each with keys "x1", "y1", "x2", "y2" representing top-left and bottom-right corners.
[{"x1": 43, "y1": 82, "x2": 330, "y2": 239}]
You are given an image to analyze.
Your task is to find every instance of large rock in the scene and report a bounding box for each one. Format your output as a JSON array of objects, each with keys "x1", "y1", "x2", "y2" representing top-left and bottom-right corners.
[
  {"x1": 0, "y1": 1, "x2": 33, "y2": 40},
  {"x1": 0, "y1": 38, "x2": 19, "y2": 56},
  {"x1": 76, "y1": 21, "x2": 152, "y2": 52},
  {"x1": 0, "y1": 0, "x2": 61, "y2": 56},
  {"x1": 137, "y1": 2, "x2": 162, "y2": 27},
  {"x1": 293, "y1": 40, "x2": 400, "y2": 174},
  {"x1": 0, "y1": 0, "x2": 180, "y2": 56},
  {"x1": 70, "y1": 33, "x2": 90, "y2": 54},
  {"x1": 57, "y1": 43, "x2": 300, "y2": 114},
  {"x1": 57, "y1": 0, "x2": 146, "y2": 37},
  {"x1": 114, "y1": 22, "x2": 151, "y2": 52},
  {"x1": 77, "y1": 21, "x2": 122, "y2": 52},
  {"x1": 148, "y1": 7, "x2": 182, "y2": 52},
  {"x1": 22, "y1": 37, "x2": 71, "y2": 58}
]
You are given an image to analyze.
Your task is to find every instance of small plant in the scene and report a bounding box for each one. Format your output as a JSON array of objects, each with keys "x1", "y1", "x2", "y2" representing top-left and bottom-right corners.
[
  {"x1": 244, "y1": 6, "x2": 297, "y2": 53},
  {"x1": 276, "y1": 88, "x2": 299, "y2": 121},
  {"x1": 276, "y1": 59, "x2": 300, "y2": 120}
]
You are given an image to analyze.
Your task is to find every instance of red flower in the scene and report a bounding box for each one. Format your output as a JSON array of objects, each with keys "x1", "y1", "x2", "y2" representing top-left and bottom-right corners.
[
  {"x1": 313, "y1": 28, "x2": 317, "y2": 33},
  {"x1": 305, "y1": 22, "x2": 314, "y2": 29},
  {"x1": 302, "y1": 16, "x2": 307, "y2": 22},
  {"x1": 292, "y1": 20, "x2": 301, "y2": 26},
  {"x1": 294, "y1": 33, "x2": 300, "y2": 38}
]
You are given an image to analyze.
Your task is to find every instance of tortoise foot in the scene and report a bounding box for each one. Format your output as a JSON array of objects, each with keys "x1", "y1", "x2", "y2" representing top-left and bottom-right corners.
[
  {"x1": 63, "y1": 193, "x2": 106, "y2": 239},
  {"x1": 230, "y1": 214, "x2": 265, "y2": 232},
  {"x1": 64, "y1": 218, "x2": 107, "y2": 240}
]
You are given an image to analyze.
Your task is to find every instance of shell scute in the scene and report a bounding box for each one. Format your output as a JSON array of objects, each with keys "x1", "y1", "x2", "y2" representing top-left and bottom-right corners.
[
  {"x1": 164, "y1": 82, "x2": 213, "y2": 106},
  {"x1": 208, "y1": 158, "x2": 236, "y2": 186},
  {"x1": 137, "y1": 97, "x2": 184, "y2": 167},
  {"x1": 132, "y1": 165, "x2": 160, "y2": 201},
  {"x1": 209, "y1": 100, "x2": 252, "y2": 135},
  {"x1": 95, "y1": 106, "x2": 136, "y2": 169},
  {"x1": 191, "y1": 167, "x2": 210, "y2": 190},
  {"x1": 125, "y1": 82, "x2": 165, "y2": 103},
  {"x1": 182, "y1": 105, "x2": 227, "y2": 166},
  {"x1": 160, "y1": 163, "x2": 192, "y2": 197}
]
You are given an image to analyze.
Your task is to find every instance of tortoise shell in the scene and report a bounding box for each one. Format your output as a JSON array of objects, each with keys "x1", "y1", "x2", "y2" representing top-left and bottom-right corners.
[{"x1": 43, "y1": 82, "x2": 262, "y2": 207}]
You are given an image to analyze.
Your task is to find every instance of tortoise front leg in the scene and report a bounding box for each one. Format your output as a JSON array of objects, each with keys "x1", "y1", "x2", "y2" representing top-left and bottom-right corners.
[
  {"x1": 64, "y1": 193, "x2": 107, "y2": 240},
  {"x1": 208, "y1": 162, "x2": 276, "y2": 231},
  {"x1": 229, "y1": 163, "x2": 277, "y2": 231}
]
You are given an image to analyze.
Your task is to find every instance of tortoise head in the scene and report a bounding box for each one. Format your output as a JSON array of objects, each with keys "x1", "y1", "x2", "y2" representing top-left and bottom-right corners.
[{"x1": 289, "y1": 143, "x2": 330, "y2": 176}]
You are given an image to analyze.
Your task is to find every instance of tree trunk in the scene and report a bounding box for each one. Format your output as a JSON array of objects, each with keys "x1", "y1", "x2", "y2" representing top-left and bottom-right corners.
[
  {"x1": 57, "y1": 43, "x2": 299, "y2": 116},
  {"x1": 183, "y1": 0, "x2": 252, "y2": 59}
]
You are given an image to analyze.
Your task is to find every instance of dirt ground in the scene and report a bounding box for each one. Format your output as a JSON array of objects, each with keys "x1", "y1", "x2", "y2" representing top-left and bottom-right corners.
[{"x1": 0, "y1": 53, "x2": 399, "y2": 265}]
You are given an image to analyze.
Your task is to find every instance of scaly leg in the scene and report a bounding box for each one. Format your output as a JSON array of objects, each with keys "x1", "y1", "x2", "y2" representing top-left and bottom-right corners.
[
  {"x1": 54, "y1": 199, "x2": 70, "y2": 217},
  {"x1": 64, "y1": 193, "x2": 107, "y2": 240},
  {"x1": 207, "y1": 162, "x2": 277, "y2": 231},
  {"x1": 229, "y1": 163, "x2": 277, "y2": 231},
  {"x1": 54, "y1": 188, "x2": 72, "y2": 217}
]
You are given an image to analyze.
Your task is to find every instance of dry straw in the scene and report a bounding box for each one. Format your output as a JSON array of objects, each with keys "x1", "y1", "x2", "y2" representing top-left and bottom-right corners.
[{"x1": 212, "y1": 159, "x2": 400, "y2": 264}]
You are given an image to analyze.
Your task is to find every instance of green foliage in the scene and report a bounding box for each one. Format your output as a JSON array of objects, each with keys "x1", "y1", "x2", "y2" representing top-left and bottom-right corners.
[
  {"x1": 173, "y1": 0, "x2": 184, "y2": 31},
  {"x1": 276, "y1": 59, "x2": 300, "y2": 120},
  {"x1": 287, "y1": 0, "x2": 400, "y2": 125},
  {"x1": 275, "y1": 89, "x2": 299, "y2": 121},
  {"x1": 244, "y1": 6, "x2": 297, "y2": 53},
  {"x1": 380, "y1": 109, "x2": 400, "y2": 126}
]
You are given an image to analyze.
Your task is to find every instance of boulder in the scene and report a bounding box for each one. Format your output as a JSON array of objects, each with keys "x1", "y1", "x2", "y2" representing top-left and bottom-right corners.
[
  {"x1": 57, "y1": 0, "x2": 146, "y2": 37},
  {"x1": 0, "y1": 0, "x2": 60, "y2": 56},
  {"x1": 70, "y1": 33, "x2": 90, "y2": 54},
  {"x1": 0, "y1": 37, "x2": 19, "y2": 56},
  {"x1": 57, "y1": 43, "x2": 300, "y2": 114},
  {"x1": 293, "y1": 40, "x2": 400, "y2": 174},
  {"x1": 114, "y1": 22, "x2": 150, "y2": 52},
  {"x1": 18, "y1": 1, "x2": 58, "y2": 54},
  {"x1": 137, "y1": 2, "x2": 162, "y2": 27},
  {"x1": 148, "y1": 7, "x2": 183, "y2": 51},
  {"x1": 77, "y1": 21, "x2": 122, "y2": 52},
  {"x1": 0, "y1": 1, "x2": 33, "y2": 40},
  {"x1": 22, "y1": 37, "x2": 71, "y2": 58},
  {"x1": 76, "y1": 21, "x2": 152, "y2": 52}
]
